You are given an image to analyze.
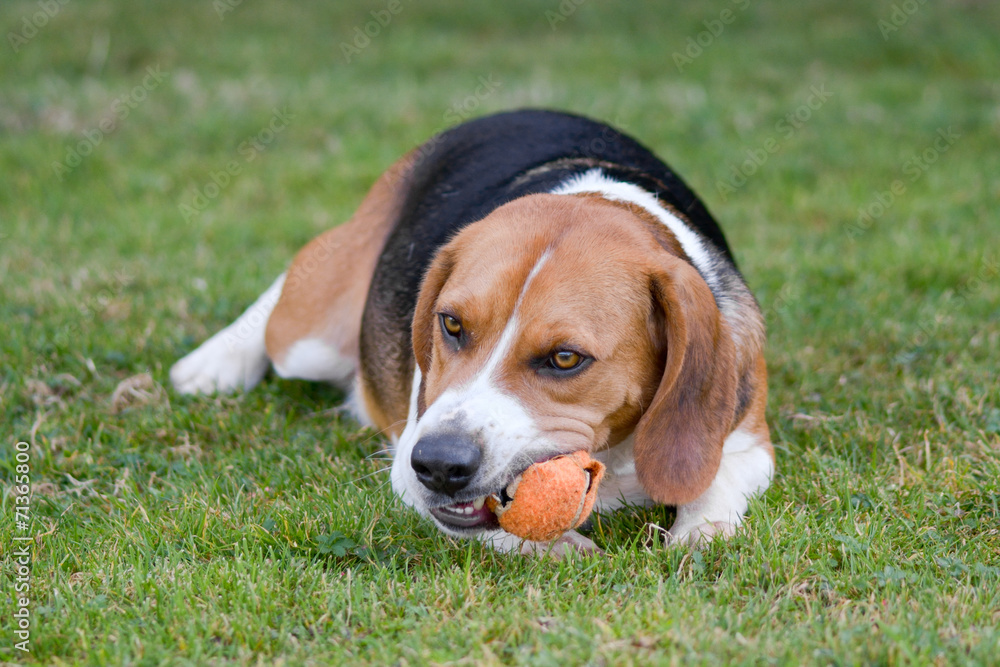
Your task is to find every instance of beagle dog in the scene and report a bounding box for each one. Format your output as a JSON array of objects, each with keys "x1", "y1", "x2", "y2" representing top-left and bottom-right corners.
[{"x1": 171, "y1": 109, "x2": 774, "y2": 554}]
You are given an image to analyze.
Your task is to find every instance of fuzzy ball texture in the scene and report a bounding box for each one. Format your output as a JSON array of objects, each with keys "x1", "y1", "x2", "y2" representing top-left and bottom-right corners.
[{"x1": 486, "y1": 451, "x2": 605, "y2": 542}]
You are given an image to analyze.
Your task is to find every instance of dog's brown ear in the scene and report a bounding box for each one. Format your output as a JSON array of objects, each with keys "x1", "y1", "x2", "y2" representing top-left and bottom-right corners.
[
  {"x1": 411, "y1": 247, "x2": 455, "y2": 412},
  {"x1": 634, "y1": 254, "x2": 738, "y2": 506}
]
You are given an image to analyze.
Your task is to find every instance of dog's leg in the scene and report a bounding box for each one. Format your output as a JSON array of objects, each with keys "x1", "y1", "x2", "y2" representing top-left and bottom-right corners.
[
  {"x1": 481, "y1": 529, "x2": 602, "y2": 558},
  {"x1": 263, "y1": 221, "x2": 364, "y2": 392},
  {"x1": 263, "y1": 155, "x2": 418, "y2": 421},
  {"x1": 668, "y1": 428, "x2": 774, "y2": 546},
  {"x1": 170, "y1": 273, "x2": 285, "y2": 394},
  {"x1": 171, "y1": 151, "x2": 417, "y2": 404}
]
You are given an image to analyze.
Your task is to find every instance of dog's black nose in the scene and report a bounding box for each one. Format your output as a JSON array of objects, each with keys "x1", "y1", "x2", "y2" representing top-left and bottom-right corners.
[{"x1": 410, "y1": 433, "x2": 481, "y2": 496}]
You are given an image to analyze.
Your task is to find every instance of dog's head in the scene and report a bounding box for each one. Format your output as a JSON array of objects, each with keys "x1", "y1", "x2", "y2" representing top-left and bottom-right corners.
[{"x1": 390, "y1": 193, "x2": 740, "y2": 536}]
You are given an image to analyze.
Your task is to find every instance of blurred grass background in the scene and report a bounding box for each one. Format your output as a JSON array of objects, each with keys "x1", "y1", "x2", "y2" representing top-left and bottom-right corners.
[{"x1": 1, "y1": 0, "x2": 999, "y2": 664}]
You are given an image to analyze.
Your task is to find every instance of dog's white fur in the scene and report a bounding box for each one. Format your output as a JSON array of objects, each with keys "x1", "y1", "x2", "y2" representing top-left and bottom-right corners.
[{"x1": 171, "y1": 273, "x2": 285, "y2": 395}]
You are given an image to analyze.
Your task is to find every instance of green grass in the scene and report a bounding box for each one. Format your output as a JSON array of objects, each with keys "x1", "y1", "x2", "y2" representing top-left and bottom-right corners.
[{"x1": 2, "y1": 0, "x2": 999, "y2": 664}]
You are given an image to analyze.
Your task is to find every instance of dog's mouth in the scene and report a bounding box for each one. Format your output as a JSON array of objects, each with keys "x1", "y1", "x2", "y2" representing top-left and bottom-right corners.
[
  {"x1": 429, "y1": 496, "x2": 498, "y2": 531},
  {"x1": 428, "y1": 482, "x2": 519, "y2": 533}
]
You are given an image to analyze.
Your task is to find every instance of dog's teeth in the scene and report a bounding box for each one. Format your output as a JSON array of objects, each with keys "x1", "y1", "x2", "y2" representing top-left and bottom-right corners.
[
  {"x1": 506, "y1": 476, "x2": 521, "y2": 499},
  {"x1": 473, "y1": 496, "x2": 486, "y2": 510}
]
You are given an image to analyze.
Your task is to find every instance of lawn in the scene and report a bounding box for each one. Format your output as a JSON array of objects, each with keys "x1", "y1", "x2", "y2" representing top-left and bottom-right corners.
[{"x1": 2, "y1": 0, "x2": 999, "y2": 664}]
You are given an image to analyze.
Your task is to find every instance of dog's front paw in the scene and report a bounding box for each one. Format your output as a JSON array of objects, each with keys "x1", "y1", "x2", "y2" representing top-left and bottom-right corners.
[
  {"x1": 170, "y1": 327, "x2": 269, "y2": 395},
  {"x1": 668, "y1": 520, "x2": 736, "y2": 547},
  {"x1": 482, "y1": 529, "x2": 603, "y2": 558},
  {"x1": 520, "y1": 530, "x2": 603, "y2": 558}
]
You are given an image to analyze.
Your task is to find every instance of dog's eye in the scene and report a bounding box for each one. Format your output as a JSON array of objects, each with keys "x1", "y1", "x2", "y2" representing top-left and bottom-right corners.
[
  {"x1": 551, "y1": 351, "x2": 582, "y2": 370},
  {"x1": 541, "y1": 350, "x2": 590, "y2": 376},
  {"x1": 440, "y1": 314, "x2": 463, "y2": 338}
]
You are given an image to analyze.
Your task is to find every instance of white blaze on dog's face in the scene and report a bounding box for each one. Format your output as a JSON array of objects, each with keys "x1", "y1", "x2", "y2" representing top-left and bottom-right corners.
[{"x1": 390, "y1": 193, "x2": 737, "y2": 536}]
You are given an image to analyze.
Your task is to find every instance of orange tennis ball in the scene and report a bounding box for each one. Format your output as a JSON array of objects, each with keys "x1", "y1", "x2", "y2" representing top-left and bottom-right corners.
[{"x1": 485, "y1": 451, "x2": 605, "y2": 542}]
